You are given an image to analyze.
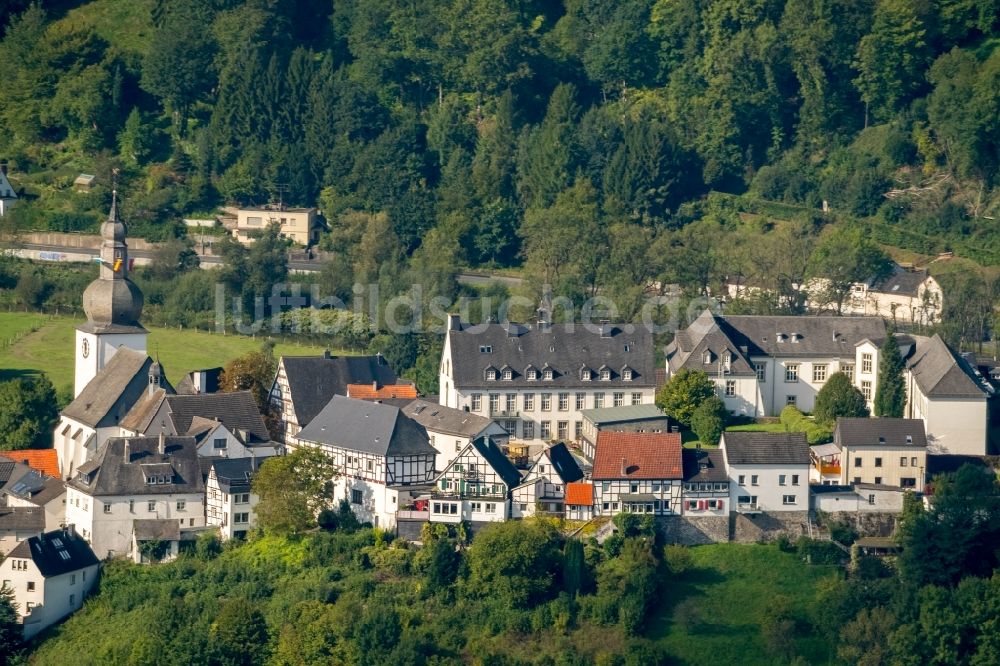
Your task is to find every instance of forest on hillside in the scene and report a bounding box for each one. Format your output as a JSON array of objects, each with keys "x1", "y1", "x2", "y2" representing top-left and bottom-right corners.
[{"x1": 1, "y1": 0, "x2": 999, "y2": 350}]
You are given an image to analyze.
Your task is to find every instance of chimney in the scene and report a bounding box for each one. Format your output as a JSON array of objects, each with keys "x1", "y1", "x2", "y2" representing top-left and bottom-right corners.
[
  {"x1": 158, "y1": 432, "x2": 166, "y2": 455},
  {"x1": 0, "y1": 161, "x2": 7, "y2": 176},
  {"x1": 373, "y1": 380, "x2": 378, "y2": 391},
  {"x1": 323, "y1": 349, "x2": 332, "y2": 359},
  {"x1": 124, "y1": 439, "x2": 131, "y2": 463},
  {"x1": 621, "y1": 457, "x2": 627, "y2": 476},
  {"x1": 447, "y1": 314, "x2": 462, "y2": 331}
]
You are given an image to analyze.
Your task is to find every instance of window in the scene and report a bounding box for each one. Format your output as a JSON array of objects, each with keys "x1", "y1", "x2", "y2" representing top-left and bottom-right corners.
[
  {"x1": 874, "y1": 457, "x2": 882, "y2": 467},
  {"x1": 813, "y1": 364, "x2": 828, "y2": 383},
  {"x1": 622, "y1": 369, "x2": 633, "y2": 381},
  {"x1": 523, "y1": 421, "x2": 535, "y2": 439},
  {"x1": 129, "y1": 499, "x2": 134, "y2": 513},
  {"x1": 541, "y1": 394, "x2": 552, "y2": 411},
  {"x1": 900, "y1": 457, "x2": 908, "y2": 467},
  {"x1": 176, "y1": 500, "x2": 186, "y2": 511},
  {"x1": 861, "y1": 381, "x2": 872, "y2": 400},
  {"x1": 147, "y1": 501, "x2": 156, "y2": 512},
  {"x1": 557, "y1": 421, "x2": 568, "y2": 439},
  {"x1": 853, "y1": 476, "x2": 861, "y2": 484},
  {"x1": 471, "y1": 394, "x2": 482, "y2": 411},
  {"x1": 792, "y1": 475, "x2": 799, "y2": 485},
  {"x1": 630, "y1": 482, "x2": 640, "y2": 493},
  {"x1": 524, "y1": 393, "x2": 535, "y2": 411},
  {"x1": 484, "y1": 503, "x2": 495, "y2": 513},
  {"x1": 574, "y1": 421, "x2": 583, "y2": 440},
  {"x1": 868, "y1": 494, "x2": 876, "y2": 505},
  {"x1": 540, "y1": 421, "x2": 551, "y2": 440},
  {"x1": 600, "y1": 369, "x2": 611, "y2": 381},
  {"x1": 842, "y1": 363, "x2": 855, "y2": 381},
  {"x1": 213, "y1": 437, "x2": 227, "y2": 449},
  {"x1": 785, "y1": 364, "x2": 799, "y2": 382},
  {"x1": 542, "y1": 368, "x2": 553, "y2": 381},
  {"x1": 27, "y1": 581, "x2": 35, "y2": 592},
  {"x1": 351, "y1": 489, "x2": 363, "y2": 504},
  {"x1": 901, "y1": 477, "x2": 916, "y2": 488},
  {"x1": 576, "y1": 393, "x2": 586, "y2": 410},
  {"x1": 862, "y1": 353, "x2": 873, "y2": 373},
  {"x1": 786, "y1": 395, "x2": 797, "y2": 406},
  {"x1": 235, "y1": 512, "x2": 249, "y2": 524},
  {"x1": 506, "y1": 394, "x2": 517, "y2": 412},
  {"x1": 652, "y1": 482, "x2": 661, "y2": 492},
  {"x1": 527, "y1": 369, "x2": 538, "y2": 381},
  {"x1": 782, "y1": 495, "x2": 796, "y2": 505},
  {"x1": 71, "y1": 574, "x2": 76, "y2": 585},
  {"x1": 486, "y1": 369, "x2": 497, "y2": 381},
  {"x1": 725, "y1": 380, "x2": 736, "y2": 396},
  {"x1": 103, "y1": 503, "x2": 111, "y2": 514},
  {"x1": 489, "y1": 394, "x2": 500, "y2": 414},
  {"x1": 581, "y1": 368, "x2": 592, "y2": 381},
  {"x1": 558, "y1": 393, "x2": 569, "y2": 411},
  {"x1": 470, "y1": 502, "x2": 481, "y2": 513},
  {"x1": 779, "y1": 474, "x2": 786, "y2": 486},
  {"x1": 632, "y1": 392, "x2": 643, "y2": 405},
  {"x1": 613, "y1": 392, "x2": 625, "y2": 407},
  {"x1": 502, "y1": 368, "x2": 512, "y2": 381},
  {"x1": 755, "y1": 363, "x2": 766, "y2": 382},
  {"x1": 751, "y1": 475, "x2": 759, "y2": 486},
  {"x1": 594, "y1": 393, "x2": 605, "y2": 408},
  {"x1": 911, "y1": 456, "x2": 918, "y2": 466},
  {"x1": 874, "y1": 477, "x2": 882, "y2": 485},
  {"x1": 236, "y1": 494, "x2": 250, "y2": 504},
  {"x1": 738, "y1": 475, "x2": 746, "y2": 485}
]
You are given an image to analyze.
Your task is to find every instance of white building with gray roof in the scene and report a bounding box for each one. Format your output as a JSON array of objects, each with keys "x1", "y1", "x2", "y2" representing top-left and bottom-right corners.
[
  {"x1": 438, "y1": 316, "x2": 658, "y2": 445},
  {"x1": 402, "y1": 399, "x2": 509, "y2": 471},
  {"x1": 295, "y1": 396, "x2": 437, "y2": 529}
]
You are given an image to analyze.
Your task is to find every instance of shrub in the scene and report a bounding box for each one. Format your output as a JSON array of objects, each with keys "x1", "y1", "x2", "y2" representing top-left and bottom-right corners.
[
  {"x1": 664, "y1": 545, "x2": 693, "y2": 574},
  {"x1": 796, "y1": 537, "x2": 845, "y2": 565},
  {"x1": 691, "y1": 396, "x2": 728, "y2": 445}
]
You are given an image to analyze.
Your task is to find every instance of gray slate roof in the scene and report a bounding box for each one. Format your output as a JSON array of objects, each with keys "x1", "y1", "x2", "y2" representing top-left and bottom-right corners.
[
  {"x1": 722, "y1": 431, "x2": 810, "y2": 465},
  {"x1": 8, "y1": 527, "x2": 99, "y2": 577},
  {"x1": 67, "y1": 436, "x2": 204, "y2": 497},
  {"x1": 724, "y1": 314, "x2": 887, "y2": 358},
  {"x1": 133, "y1": 518, "x2": 180, "y2": 542},
  {"x1": 62, "y1": 349, "x2": 169, "y2": 428},
  {"x1": 120, "y1": 388, "x2": 169, "y2": 433},
  {"x1": 447, "y1": 321, "x2": 656, "y2": 389},
  {"x1": 5, "y1": 470, "x2": 65, "y2": 507},
  {"x1": 834, "y1": 418, "x2": 927, "y2": 448},
  {"x1": 278, "y1": 354, "x2": 399, "y2": 426},
  {"x1": 402, "y1": 399, "x2": 496, "y2": 438},
  {"x1": 906, "y1": 334, "x2": 991, "y2": 398},
  {"x1": 210, "y1": 457, "x2": 260, "y2": 494},
  {"x1": 682, "y1": 448, "x2": 728, "y2": 483},
  {"x1": 163, "y1": 392, "x2": 270, "y2": 442},
  {"x1": 0, "y1": 506, "x2": 45, "y2": 532},
  {"x1": 870, "y1": 267, "x2": 930, "y2": 296},
  {"x1": 470, "y1": 436, "x2": 522, "y2": 489},
  {"x1": 175, "y1": 367, "x2": 223, "y2": 395},
  {"x1": 296, "y1": 396, "x2": 435, "y2": 457},
  {"x1": 667, "y1": 310, "x2": 757, "y2": 376},
  {"x1": 580, "y1": 403, "x2": 669, "y2": 425},
  {"x1": 542, "y1": 442, "x2": 584, "y2": 483}
]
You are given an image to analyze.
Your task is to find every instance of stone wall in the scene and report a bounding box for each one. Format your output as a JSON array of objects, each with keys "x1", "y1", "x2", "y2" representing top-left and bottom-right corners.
[
  {"x1": 395, "y1": 519, "x2": 426, "y2": 542},
  {"x1": 822, "y1": 511, "x2": 898, "y2": 537},
  {"x1": 731, "y1": 511, "x2": 810, "y2": 543},
  {"x1": 660, "y1": 515, "x2": 730, "y2": 545}
]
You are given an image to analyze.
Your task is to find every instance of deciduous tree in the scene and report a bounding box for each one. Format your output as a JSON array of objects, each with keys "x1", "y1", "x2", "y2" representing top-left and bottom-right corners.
[
  {"x1": 814, "y1": 372, "x2": 869, "y2": 425},
  {"x1": 252, "y1": 447, "x2": 336, "y2": 536},
  {"x1": 655, "y1": 369, "x2": 716, "y2": 427}
]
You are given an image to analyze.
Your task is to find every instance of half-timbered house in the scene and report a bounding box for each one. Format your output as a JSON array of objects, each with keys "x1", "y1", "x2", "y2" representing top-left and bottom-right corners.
[
  {"x1": 681, "y1": 447, "x2": 730, "y2": 515},
  {"x1": 591, "y1": 431, "x2": 683, "y2": 516},
  {"x1": 430, "y1": 436, "x2": 522, "y2": 525},
  {"x1": 512, "y1": 442, "x2": 584, "y2": 517},
  {"x1": 295, "y1": 396, "x2": 436, "y2": 529}
]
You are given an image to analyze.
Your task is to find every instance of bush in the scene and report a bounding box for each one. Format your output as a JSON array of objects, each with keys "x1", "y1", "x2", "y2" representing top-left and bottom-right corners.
[
  {"x1": 795, "y1": 537, "x2": 845, "y2": 565},
  {"x1": 776, "y1": 533, "x2": 794, "y2": 553},
  {"x1": 664, "y1": 545, "x2": 693, "y2": 574},
  {"x1": 779, "y1": 405, "x2": 832, "y2": 444},
  {"x1": 691, "y1": 396, "x2": 728, "y2": 445}
]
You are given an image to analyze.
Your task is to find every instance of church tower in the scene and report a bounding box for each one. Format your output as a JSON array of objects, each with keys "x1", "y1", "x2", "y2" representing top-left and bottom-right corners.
[{"x1": 74, "y1": 192, "x2": 147, "y2": 396}]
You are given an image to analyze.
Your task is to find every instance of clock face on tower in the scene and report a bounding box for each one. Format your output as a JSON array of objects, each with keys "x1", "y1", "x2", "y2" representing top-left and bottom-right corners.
[{"x1": 81, "y1": 338, "x2": 90, "y2": 358}]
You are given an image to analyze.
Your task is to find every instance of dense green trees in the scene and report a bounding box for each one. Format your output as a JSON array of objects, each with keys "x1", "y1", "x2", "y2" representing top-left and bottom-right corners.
[
  {"x1": 656, "y1": 369, "x2": 717, "y2": 427},
  {"x1": 252, "y1": 447, "x2": 336, "y2": 536},
  {"x1": 0, "y1": 375, "x2": 58, "y2": 450},
  {"x1": 691, "y1": 396, "x2": 728, "y2": 445},
  {"x1": 874, "y1": 333, "x2": 906, "y2": 417},
  {"x1": 814, "y1": 372, "x2": 870, "y2": 426}
]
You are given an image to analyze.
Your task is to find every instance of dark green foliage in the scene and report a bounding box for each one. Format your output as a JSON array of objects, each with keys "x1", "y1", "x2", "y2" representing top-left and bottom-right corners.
[
  {"x1": 691, "y1": 395, "x2": 728, "y2": 445},
  {"x1": 814, "y1": 372, "x2": 870, "y2": 426},
  {"x1": 465, "y1": 520, "x2": 563, "y2": 609},
  {"x1": 562, "y1": 539, "x2": 586, "y2": 596},
  {"x1": 874, "y1": 333, "x2": 906, "y2": 417},
  {"x1": 210, "y1": 598, "x2": 270, "y2": 666},
  {"x1": 795, "y1": 538, "x2": 845, "y2": 565},
  {"x1": 0, "y1": 584, "x2": 21, "y2": 661},
  {"x1": 0, "y1": 375, "x2": 58, "y2": 450},
  {"x1": 779, "y1": 405, "x2": 833, "y2": 444},
  {"x1": 655, "y1": 369, "x2": 716, "y2": 427}
]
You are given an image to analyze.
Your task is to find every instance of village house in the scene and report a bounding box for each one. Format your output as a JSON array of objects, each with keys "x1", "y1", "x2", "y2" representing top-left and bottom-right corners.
[
  {"x1": 811, "y1": 483, "x2": 908, "y2": 514},
  {"x1": 439, "y1": 316, "x2": 658, "y2": 444},
  {"x1": 233, "y1": 205, "x2": 322, "y2": 246},
  {"x1": 269, "y1": 351, "x2": 400, "y2": 449},
  {"x1": 564, "y1": 482, "x2": 594, "y2": 521},
  {"x1": 579, "y1": 403, "x2": 672, "y2": 461},
  {"x1": 591, "y1": 431, "x2": 684, "y2": 517},
  {"x1": 720, "y1": 432, "x2": 811, "y2": 513},
  {"x1": 811, "y1": 265, "x2": 943, "y2": 326},
  {"x1": 681, "y1": 447, "x2": 730, "y2": 516},
  {"x1": 295, "y1": 396, "x2": 436, "y2": 529},
  {"x1": 346, "y1": 382, "x2": 418, "y2": 402},
  {"x1": 174, "y1": 367, "x2": 223, "y2": 395},
  {"x1": 402, "y1": 399, "x2": 509, "y2": 471},
  {"x1": 206, "y1": 457, "x2": 262, "y2": 540},
  {"x1": 0, "y1": 450, "x2": 61, "y2": 480},
  {"x1": 512, "y1": 442, "x2": 584, "y2": 517},
  {"x1": 834, "y1": 418, "x2": 927, "y2": 489},
  {"x1": 0, "y1": 507, "x2": 45, "y2": 556},
  {"x1": 2, "y1": 470, "x2": 66, "y2": 532},
  {"x1": 65, "y1": 435, "x2": 206, "y2": 558},
  {"x1": 430, "y1": 435, "x2": 522, "y2": 525},
  {"x1": 3, "y1": 527, "x2": 99, "y2": 639},
  {"x1": 130, "y1": 519, "x2": 183, "y2": 564}
]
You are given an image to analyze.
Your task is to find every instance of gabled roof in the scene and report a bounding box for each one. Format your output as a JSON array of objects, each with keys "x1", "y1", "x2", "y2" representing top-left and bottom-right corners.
[
  {"x1": 210, "y1": 457, "x2": 261, "y2": 494},
  {"x1": 0, "y1": 449, "x2": 60, "y2": 479},
  {"x1": 297, "y1": 396, "x2": 435, "y2": 457},
  {"x1": 722, "y1": 431, "x2": 810, "y2": 465},
  {"x1": 905, "y1": 334, "x2": 991, "y2": 399},
  {"x1": 8, "y1": 527, "x2": 99, "y2": 577},
  {"x1": 133, "y1": 518, "x2": 180, "y2": 542},
  {"x1": 666, "y1": 310, "x2": 757, "y2": 376},
  {"x1": 541, "y1": 442, "x2": 584, "y2": 483},
  {"x1": 0, "y1": 506, "x2": 44, "y2": 532},
  {"x1": 175, "y1": 367, "x2": 223, "y2": 395},
  {"x1": 870, "y1": 267, "x2": 931, "y2": 297},
  {"x1": 67, "y1": 436, "x2": 204, "y2": 497},
  {"x1": 162, "y1": 392, "x2": 270, "y2": 443},
  {"x1": 278, "y1": 354, "x2": 399, "y2": 426},
  {"x1": 565, "y1": 482, "x2": 594, "y2": 506},
  {"x1": 4, "y1": 470, "x2": 65, "y2": 507},
  {"x1": 592, "y1": 432, "x2": 683, "y2": 480},
  {"x1": 62, "y1": 349, "x2": 172, "y2": 428},
  {"x1": 402, "y1": 399, "x2": 498, "y2": 438},
  {"x1": 469, "y1": 436, "x2": 522, "y2": 488},
  {"x1": 346, "y1": 382, "x2": 418, "y2": 401},
  {"x1": 119, "y1": 388, "x2": 169, "y2": 434},
  {"x1": 447, "y1": 321, "x2": 656, "y2": 389},
  {"x1": 834, "y1": 418, "x2": 927, "y2": 448},
  {"x1": 682, "y1": 448, "x2": 728, "y2": 483},
  {"x1": 580, "y1": 403, "x2": 668, "y2": 425}
]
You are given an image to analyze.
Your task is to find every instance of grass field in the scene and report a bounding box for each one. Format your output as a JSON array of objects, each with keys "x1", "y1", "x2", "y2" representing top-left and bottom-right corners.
[
  {"x1": 725, "y1": 422, "x2": 788, "y2": 433},
  {"x1": 0, "y1": 312, "x2": 334, "y2": 398},
  {"x1": 649, "y1": 544, "x2": 840, "y2": 665}
]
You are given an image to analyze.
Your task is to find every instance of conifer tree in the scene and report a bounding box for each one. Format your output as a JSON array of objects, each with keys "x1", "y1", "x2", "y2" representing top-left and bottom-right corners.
[{"x1": 874, "y1": 331, "x2": 906, "y2": 418}]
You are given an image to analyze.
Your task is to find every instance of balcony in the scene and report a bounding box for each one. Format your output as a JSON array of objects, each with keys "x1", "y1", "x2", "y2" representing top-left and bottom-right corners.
[
  {"x1": 816, "y1": 463, "x2": 841, "y2": 476},
  {"x1": 462, "y1": 469, "x2": 481, "y2": 480}
]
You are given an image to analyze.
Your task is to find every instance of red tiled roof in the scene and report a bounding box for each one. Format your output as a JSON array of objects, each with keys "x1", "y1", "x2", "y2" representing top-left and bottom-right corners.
[
  {"x1": 0, "y1": 449, "x2": 60, "y2": 478},
  {"x1": 346, "y1": 383, "x2": 418, "y2": 400},
  {"x1": 592, "y1": 431, "x2": 683, "y2": 480},
  {"x1": 565, "y1": 482, "x2": 594, "y2": 506}
]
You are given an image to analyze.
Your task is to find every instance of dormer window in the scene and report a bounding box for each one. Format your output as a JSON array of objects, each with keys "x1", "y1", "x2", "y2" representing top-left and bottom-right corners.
[
  {"x1": 485, "y1": 368, "x2": 497, "y2": 381},
  {"x1": 622, "y1": 368, "x2": 633, "y2": 382},
  {"x1": 542, "y1": 368, "x2": 553, "y2": 381},
  {"x1": 905, "y1": 435, "x2": 913, "y2": 444},
  {"x1": 526, "y1": 368, "x2": 538, "y2": 381},
  {"x1": 600, "y1": 368, "x2": 611, "y2": 381},
  {"x1": 479, "y1": 345, "x2": 492, "y2": 353},
  {"x1": 501, "y1": 368, "x2": 512, "y2": 381},
  {"x1": 703, "y1": 351, "x2": 714, "y2": 364},
  {"x1": 878, "y1": 436, "x2": 886, "y2": 444},
  {"x1": 581, "y1": 368, "x2": 592, "y2": 381}
]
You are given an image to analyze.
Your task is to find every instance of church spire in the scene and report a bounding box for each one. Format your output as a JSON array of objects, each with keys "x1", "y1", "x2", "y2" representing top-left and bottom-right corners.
[{"x1": 80, "y1": 190, "x2": 144, "y2": 331}]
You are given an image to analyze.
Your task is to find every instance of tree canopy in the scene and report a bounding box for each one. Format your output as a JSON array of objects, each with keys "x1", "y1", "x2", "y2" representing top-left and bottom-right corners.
[
  {"x1": 252, "y1": 447, "x2": 336, "y2": 536},
  {"x1": 814, "y1": 372, "x2": 870, "y2": 426},
  {"x1": 656, "y1": 369, "x2": 717, "y2": 427}
]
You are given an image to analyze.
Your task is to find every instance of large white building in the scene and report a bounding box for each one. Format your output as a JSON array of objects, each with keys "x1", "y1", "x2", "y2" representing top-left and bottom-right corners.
[
  {"x1": 65, "y1": 435, "x2": 206, "y2": 558},
  {"x1": 295, "y1": 396, "x2": 437, "y2": 529},
  {"x1": 4, "y1": 527, "x2": 99, "y2": 639},
  {"x1": 668, "y1": 311, "x2": 993, "y2": 454},
  {"x1": 720, "y1": 432, "x2": 811, "y2": 514},
  {"x1": 439, "y1": 317, "x2": 658, "y2": 444}
]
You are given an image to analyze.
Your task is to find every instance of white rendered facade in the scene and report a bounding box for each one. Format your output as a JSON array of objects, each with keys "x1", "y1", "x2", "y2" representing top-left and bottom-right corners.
[
  {"x1": 206, "y1": 470, "x2": 259, "y2": 540},
  {"x1": 723, "y1": 461, "x2": 810, "y2": 513},
  {"x1": 73, "y1": 331, "x2": 147, "y2": 398}
]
